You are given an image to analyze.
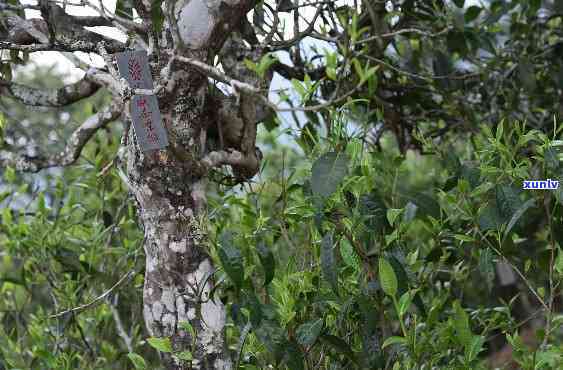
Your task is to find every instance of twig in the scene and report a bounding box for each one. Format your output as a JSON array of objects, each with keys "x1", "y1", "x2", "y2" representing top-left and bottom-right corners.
[
  {"x1": 477, "y1": 228, "x2": 549, "y2": 311},
  {"x1": 80, "y1": 0, "x2": 147, "y2": 33},
  {"x1": 73, "y1": 312, "x2": 96, "y2": 357},
  {"x1": 49, "y1": 270, "x2": 135, "y2": 318},
  {"x1": 109, "y1": 296, "x2": 134, "y2": 353},
  {"x1": 360, "y1": 53, "x2": 480, "y2": 81},
  {"x1": 174, "y1": 52, "x2": 363, "y2": 113},
  {"x1": 354, "y1": 27, "x2": 451, "y2": 45},
  {"x1": 271, "y1": 7, "x2": 323, "y2": 50},
  {"x1": 234, "y1": 322, "x2": 251, "y2": 369},
  {"x1": 542, "y1": 197, "x2": 556, "y2": 348}
]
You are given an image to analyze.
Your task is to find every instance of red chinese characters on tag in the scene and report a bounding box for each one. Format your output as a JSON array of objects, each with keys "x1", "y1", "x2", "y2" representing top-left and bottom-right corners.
[
  {"x1": 136, "y1": 96, "x2": 158, "y2": 145},
  {"x1": 128, "y1": 57, "x2": 143, "y2": 83},
  {"x1": 114, "y1": 51, "x2": 168, "y2": 151}
]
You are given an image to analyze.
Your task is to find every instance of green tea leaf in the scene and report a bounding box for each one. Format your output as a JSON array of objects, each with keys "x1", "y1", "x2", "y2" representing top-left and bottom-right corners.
[
  {"x1": 147, "y1": 337, "x2": 172, "y2": 353},
  {"x1": 4, "y1": 166, "x2": 16, "y2": 183},
  {"x1": 243, "y1": 291, "x2": 263, "y2": 328},
  {"x1": 379, "y1": 258, "x2": 398, "y2": 297},
  {"x1": 479, "y1": 204, "x2": 504, "y2": 231},
  {"x1": 296, "y1": 319, "x2": 323, "y2": 347},
  {"x1": 320, "y1": 334, "x2": 357, "y2": 364},
  {"x1": 496, "y1": 185, "x2": 522, "y2": 220},
  {"x1": 311, "y1": 151, "x2": 349, "y2": 206},
  {"x1": 179, "y1": 321, "x2": 196, "y2": 340},
  {"x1": 321, "y1": 232, "x2": 338, "y2": 295},
  {"x1": 283, "y1": 340, "x2": 304, "y2": 370},
  {"x1": 175, "y1": 351, "x2": 193, "y2": 361},
  {"x1": 217, "y1": 232, "x2": 244, "y2": 288},
  {"x1": 127, "y1": 353, "x2": 146, "y2": 369},
  {"x1": 340, "y1": 239, "x2": 360, "y2": 271},
  {"x1": 256, "y1": 240, "x2": 275, "y2": 286},
  {"x1": 386, "y1": 208, "x2": 403, "y2": 226},
  {"x1": 382, "y1": 336, "x2": 407, "y2": 349},
  {"x1": 453, "y1": 301, "x2": 473, "y2": 347},
  {"x1": 256, "y1": 54, "x2": 278, "y2": 78},
  {"x1": 398, "y1": 291, "x2": 413, "y2": 317},
  {"x1": 465, "y1": 6, "x2": 482, "y2": 22},
  {"x1": 504, "y1": 198, "x2": 535, "y2": 237},
  {"x1": 359, "y1": 192, "x2": 388, "y2": 233},
  {"x1": 465, "y1": 335, "x2": 485, "y2": 362}
]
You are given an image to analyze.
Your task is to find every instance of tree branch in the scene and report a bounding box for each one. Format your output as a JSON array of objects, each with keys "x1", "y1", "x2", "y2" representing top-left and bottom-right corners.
[
  {"x1": 0, "y1": 101, "x2": 122, "y2": 172},
  {"x1": 174, "y1": 52, "x2": 364, "y2": 113},
  {"x1": 80, "y1": 0, "x2": 148, "y2": 34},
  {"x1": 270, "y1": 6, "x2": 323, "y2": 50},
  {"x1": 271, "y1": 60, "x2": 326, "y2": 80},
  {"x1": 0, "y1": 77, "x2": 100, "y2": 107},
  {"x1": 0, "y1": 40, "x2": 125, "y2": 53},
  {"x1": 201, "y1": 149, "x2": 259, "y2": 172},
  {"x1": 0, "y1": 2, "x2": 40, "y2": 11},
  {"x1": 108, "y1": 296, "x2": 134, "y2": 353},
  {"x1": 2, "y1": 15, "x2": 49, "y2": 44},
  {"x1": 49, "y1": 269, "x2": 135, "y2": 319},
  {"x1": 353, "y1": 26, "x2": 451, "y2": 45}
]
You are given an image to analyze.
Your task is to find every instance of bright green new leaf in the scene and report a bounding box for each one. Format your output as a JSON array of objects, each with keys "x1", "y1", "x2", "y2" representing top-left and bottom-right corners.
[
  {"x1": 454, "y1": 234, "x2": 475, "y2": 242},
  {"x1": 386, "y1": 208, "x2": 403, "y2": 226},
  {"x1": 398, "y1": 291, "x2": 413, "y2": 317},
  {"x1": 147, "y1": 337, "x2": 173, "y2": 353},
  {"x1": 382, "y1": 336, "x2": 407, "y2": 349},
  {"x1": 256, "y1": 54, "x2": 278, "y2": 78},
  {"x1": 4, "y1": 166, "x2": 16, "y2": 183},
  {"x1": 465, "y1": 335, "x2": 485, "y2": 363},
  {"x1": 127, "y1": 353, "x2": 146, "y2": 369},
  {"x1": 453, "y1": 301, "x2": 473, "y2": 347},
  {"x1": 179, "y1": 321, "x2": 196, "y2": 340}
]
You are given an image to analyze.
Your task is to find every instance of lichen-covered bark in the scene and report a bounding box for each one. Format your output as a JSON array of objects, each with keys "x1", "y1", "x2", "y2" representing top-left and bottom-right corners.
[
  {"x1": 121, "y1": 1, "x2": 255, "y2": 368},
  {"x1": 125, "y1": 107, "x2": 230, "y2": 369},
  {"x1": 124, "y1": 67, "x2": 231, "y2": 368}
]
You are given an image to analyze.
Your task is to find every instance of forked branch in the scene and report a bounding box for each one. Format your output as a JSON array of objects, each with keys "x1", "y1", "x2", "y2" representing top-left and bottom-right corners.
[{"x1": 0, "y1": 102, "x2": 122, "y2": 172}]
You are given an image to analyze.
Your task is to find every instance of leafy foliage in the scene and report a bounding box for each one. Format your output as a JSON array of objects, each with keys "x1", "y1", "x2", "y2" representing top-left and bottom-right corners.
[{"x1": 1, "y1": 1, "x2": 563, "y2": 369}]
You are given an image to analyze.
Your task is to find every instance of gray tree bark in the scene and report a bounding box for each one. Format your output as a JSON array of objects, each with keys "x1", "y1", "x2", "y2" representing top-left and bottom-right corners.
[
  {"x1": 1, "y1": 0, "x2": 266, "y2": 367},
  {"x1": 121, "y1": 1, "x2": 257, "y2": 368}
]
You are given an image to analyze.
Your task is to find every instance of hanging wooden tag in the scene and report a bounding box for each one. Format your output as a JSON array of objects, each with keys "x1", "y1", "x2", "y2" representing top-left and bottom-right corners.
[{"x1": 114, "y1": 50, "x2": 168, "y2": 151}]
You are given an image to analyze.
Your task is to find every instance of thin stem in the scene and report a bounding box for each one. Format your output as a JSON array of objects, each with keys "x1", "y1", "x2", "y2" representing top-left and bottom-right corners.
[
  {"x1": 392, "y1": 295, "x2": 408, "y2": 338},
  {"x1": 541, "y1": 196, "x2": 556, "y2": 348}
]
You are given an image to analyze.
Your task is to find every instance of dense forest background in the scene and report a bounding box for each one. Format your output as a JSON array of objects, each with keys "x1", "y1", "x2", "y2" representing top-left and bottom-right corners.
[{"x1": 1, "y1": 0, "x2": 562, "y2": 369}]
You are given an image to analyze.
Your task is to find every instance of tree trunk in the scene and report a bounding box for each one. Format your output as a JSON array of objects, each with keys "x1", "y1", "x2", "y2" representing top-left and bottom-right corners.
[
  {"x1": 120, "y1": 0, "x2": 256, "y2": 368},
  {"x1": 125, "y1": 79, "x2": 231, "y2": 369}
]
